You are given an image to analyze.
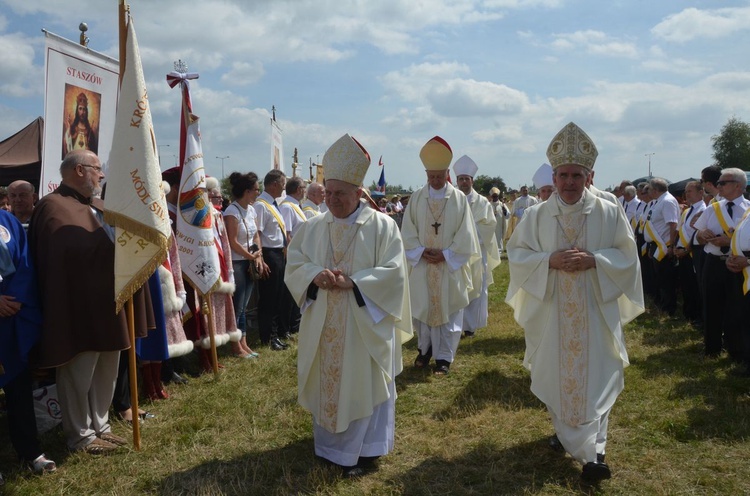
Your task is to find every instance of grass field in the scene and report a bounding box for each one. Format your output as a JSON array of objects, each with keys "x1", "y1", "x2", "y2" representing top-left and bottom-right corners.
[{"x1": 2, "y1": 262, "x2": 750, "y2": 495}]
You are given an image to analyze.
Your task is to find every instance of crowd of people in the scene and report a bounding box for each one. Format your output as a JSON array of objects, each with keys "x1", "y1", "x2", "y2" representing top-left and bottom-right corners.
[{"x1": 1, "y1": 123, "x2": 748, "y2": 486}]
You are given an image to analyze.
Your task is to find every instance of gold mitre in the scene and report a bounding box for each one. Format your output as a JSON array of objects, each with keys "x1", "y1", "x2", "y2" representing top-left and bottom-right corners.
[
  {"x1": 546, "y1": 122, "x2": 598, "y2": 170},
  {"x1": 420, "y1": 136, "x2": 453, "y2": 171},
  {"x1": 323, "y1": 134, "x2": 371, "y2": 186}
]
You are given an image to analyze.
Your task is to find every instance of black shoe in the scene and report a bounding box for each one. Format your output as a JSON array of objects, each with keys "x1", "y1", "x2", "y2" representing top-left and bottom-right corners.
[
  {"x1": 581, "y1": 461, "x2": 611, "y2": 483},
  {"x1": 463, "y1": 330, "x2": 475, "y2": 339},
  {"x1": 166, "y1": 372, "x2": 189, "y2": 385},
  {"x1": 548, "y1": 434, "x2": 564, "y2": 452},
  {"x1": 270, "y1": 338, "x2": 289, "y2": 350},
  {"x1": 433, "y1": 360, "x2": 450, "y2": 376},
  {"x1": 341, "y1": 465, "x2": 365, "y2": 478}
]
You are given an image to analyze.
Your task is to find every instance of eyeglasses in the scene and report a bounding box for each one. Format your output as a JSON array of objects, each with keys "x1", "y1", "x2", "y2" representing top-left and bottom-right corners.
[
  {"x1": 716, "y1": 180, "x2": 738, "y2": 187},
  {"x1": 209, "y1": 196, "x2": 223, "y2": 202},
  {"x1": 79, "y1": 164, "x2": 103, "y2": 173}
]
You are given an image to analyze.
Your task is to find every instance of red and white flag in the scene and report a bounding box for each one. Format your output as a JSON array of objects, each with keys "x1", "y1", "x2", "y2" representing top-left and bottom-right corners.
[
  {"x1": 104, "y1": 15, "x2": 170, "y2": 313},
  {"x1": 174, "y1": 116, "x2": 220, "y2": 295}
]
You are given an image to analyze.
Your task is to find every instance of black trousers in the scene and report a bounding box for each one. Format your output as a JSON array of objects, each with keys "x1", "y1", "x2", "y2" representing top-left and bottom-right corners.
[
  {"x1": 652, "y1": 254, "x2": 677, "y2": 315},
  {"x1": 3, "y1": 367, "x2": 43, "y2": 462},
  {"x1": 257, "y1": 248, "x2": 286, "y2": 344},
  {"x1": 677, "y1": 255, "x2": 701, "y2": 321},
  {"x1": 111, "y1": 350, "x2": 131, "y2": 413},
  {"x1": 702, "y1": 254, "x2": 743, "y2": 358}
]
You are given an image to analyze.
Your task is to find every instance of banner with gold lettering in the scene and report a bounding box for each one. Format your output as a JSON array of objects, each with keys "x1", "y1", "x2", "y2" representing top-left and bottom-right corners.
[
  {"x1": 175, "y1": 116, "x2": 221, "y2": 295},
  {"x1": 103, "y1": 16, "x2": 171, "y2": 312},
  {"x1": 41, "y1": 31, "x2": 119, "y2": 197}
]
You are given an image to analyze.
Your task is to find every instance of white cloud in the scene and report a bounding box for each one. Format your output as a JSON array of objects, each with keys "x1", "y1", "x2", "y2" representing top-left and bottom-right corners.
[
  {"x1": 0, "y1": 33, "x2": 39, "y2": 97},
  {"x1": 550, "y1": 30, "x2": 638, "y2": 59},
  {"x1": 429, "y1": 79, "x2": 528, "y2": 117},
  {"x1": 220, "y1": 61, "x2": 265, "y2": 86},
  {"x1": 652, "y1": 7, "x2": 750, "y2": 43}
]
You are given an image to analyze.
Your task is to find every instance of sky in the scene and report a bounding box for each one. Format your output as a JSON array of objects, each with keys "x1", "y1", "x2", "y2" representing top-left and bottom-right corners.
[{"x1": 1, "y1": 0, "x2": 750, "y2": 192}]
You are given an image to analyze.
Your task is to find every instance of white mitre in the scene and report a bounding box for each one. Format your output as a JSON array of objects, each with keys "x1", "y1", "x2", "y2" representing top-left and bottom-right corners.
[
  {"x1": 532, "y1": 163, "x2": 553, "y2": 188},
  {"x1": 453, "y1": 155, "x2": 478, "y2": 178}
]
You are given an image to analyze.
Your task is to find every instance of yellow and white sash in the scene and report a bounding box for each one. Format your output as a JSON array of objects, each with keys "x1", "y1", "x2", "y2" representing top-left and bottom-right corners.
[
  {"x1": 302, "y1": 205, "x2": 320, "y2": 216},
  {"x1": 644, "y1": 219, "x2": 668, "y2": 261},
  {"x1": 282, "y1": 199, "x2": 306, "y2": 222},
  {"x1": 730, "y1": 208, "x2": 750, "y2": 295},
  {"x1": 712, "y1": 201, "x2": 736, "y2": 238},
  {"x1": 256, "y1": 198, "x2": 286, "y2": 233},
  {"x1": 676, "y1": 208, "x2": 692, "y2": 256}
]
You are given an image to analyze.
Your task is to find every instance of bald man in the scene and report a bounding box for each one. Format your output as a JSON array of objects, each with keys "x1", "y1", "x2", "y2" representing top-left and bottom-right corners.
[{"x1": 8, "y1": 180, "x2": 37, "y2": 225}]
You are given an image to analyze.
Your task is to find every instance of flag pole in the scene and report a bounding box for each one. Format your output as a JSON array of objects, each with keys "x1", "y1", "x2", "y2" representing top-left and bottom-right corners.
[
  {"x1": 119, "y1": 0, "x2": 141, "y2": 450},
  {"x1": 202, "y1": 297, "x2": 220, "y2": 379},
  {"x1": 126, "y1": 299, "x2": 141, "y2": 450}
]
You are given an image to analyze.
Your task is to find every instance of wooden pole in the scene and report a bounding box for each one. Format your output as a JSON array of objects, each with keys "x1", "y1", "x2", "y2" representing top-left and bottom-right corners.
[
  {"x1": 118, "y1": 1, "x2": 127, "y2": 87},
  {"x1": 126, "y1": 299, "x2": 141, "y2": 450},
  {"x1": 202, "y1": 297, "x2": 220, "y2": 379}
]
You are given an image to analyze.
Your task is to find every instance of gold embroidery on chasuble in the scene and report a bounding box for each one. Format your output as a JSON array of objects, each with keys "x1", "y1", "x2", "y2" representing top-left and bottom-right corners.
[
  {"x1": 318, "y1": 222, "x2": 356, "y2": 432},
  {"x1": 556, "y1": 210, "x2": 589, "y2": 427},
  {"x1": 425, "y1": 198, "x2": 447, "y2": 327}
]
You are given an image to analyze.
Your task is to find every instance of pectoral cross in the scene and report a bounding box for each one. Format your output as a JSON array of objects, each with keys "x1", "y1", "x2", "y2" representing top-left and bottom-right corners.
[{"x1": 432, "y1": 221, "x2": 441, "y2": 234}]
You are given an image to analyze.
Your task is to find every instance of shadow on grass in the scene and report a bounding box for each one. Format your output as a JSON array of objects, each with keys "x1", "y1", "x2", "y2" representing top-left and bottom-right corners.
[
  {"x1": 154, "y1": 438, "x2": 353, "y2": 495},
  {"x1": 432, "y1": 369, "x2": 540, "y2": 421},
  {"x1": 388, "y1": 439, "x2": 598, "y2": 495},
  {"x1": 663, "y1": 376, "x2": 750, "y2": 442},
  {"x1": 459, "y1": 335, "x2": 526, "y2": 358}
]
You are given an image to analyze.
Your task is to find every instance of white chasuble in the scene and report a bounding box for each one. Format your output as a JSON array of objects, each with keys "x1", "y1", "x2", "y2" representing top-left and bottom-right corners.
[
  {"x1": 505, "y1": 190, "x2": 644, "y2": 428},
  {"x1": 285, "y1": 206, "x2": 412, "y2": 434},
  {"x1": 401, "y1": 183, "x2": 480, "y2": 327}
]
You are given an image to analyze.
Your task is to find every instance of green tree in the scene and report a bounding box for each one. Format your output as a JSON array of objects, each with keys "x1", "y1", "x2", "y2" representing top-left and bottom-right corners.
[
  {"x1": 712, "y1": 117, "x2": 750, "y2": 171},
  {"x1": 472, "y1": 175, "x2": 507, "y2": 196}
]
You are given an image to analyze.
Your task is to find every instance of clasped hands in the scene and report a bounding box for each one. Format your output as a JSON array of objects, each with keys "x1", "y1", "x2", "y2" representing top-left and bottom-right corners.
[
  {"x1": 0, "y1": 295, "x2": 21, "y2": 317},
  {"x1": 421, "y1": 248, "x2": 445, "y2": 264},
  {"x1": 549, "y1": 248, "x2": 596, "y2": 272},
  {"x1": 314, "y1": 269, "x2": 354, "y2": 290}
]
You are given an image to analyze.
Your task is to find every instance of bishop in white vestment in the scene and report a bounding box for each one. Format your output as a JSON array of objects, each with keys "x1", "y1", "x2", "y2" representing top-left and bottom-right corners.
[
  {"x1": 285, "y1": 134, "x2": 412, "y2": 476},
  {"x1": 506, "y1": 122, "x2": 644, "y2": 483},
  {"x1": 401, "y1": 136, "x2": 480, "y2": 375},
  {"x1": 453, "y1": 155, "x2": 501, "y2": 336}
]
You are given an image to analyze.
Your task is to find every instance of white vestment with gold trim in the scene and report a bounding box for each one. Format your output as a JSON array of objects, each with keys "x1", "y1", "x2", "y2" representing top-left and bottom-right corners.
[
  {"x1": 505, "y1": 190, "x2": 644, "y2": 464},
  {"x1": 285, "y1": 205, "x2": 412, "y2": 465}
]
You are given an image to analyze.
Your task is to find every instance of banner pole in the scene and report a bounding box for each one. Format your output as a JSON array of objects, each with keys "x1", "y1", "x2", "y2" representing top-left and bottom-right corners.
[{"x1": 126, "y1": 298, "x2": 141, "y2": 450}]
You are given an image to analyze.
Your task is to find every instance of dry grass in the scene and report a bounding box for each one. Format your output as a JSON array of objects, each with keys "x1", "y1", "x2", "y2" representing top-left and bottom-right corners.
[{"x1": 2, "y1": 263, "x2": 750, "y2": 495}]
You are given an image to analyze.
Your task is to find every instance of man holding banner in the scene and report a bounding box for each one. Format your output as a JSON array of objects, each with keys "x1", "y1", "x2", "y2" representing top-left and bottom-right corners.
[{"x1": 30, "y1": 150, "x2": 130, "y2": 454}]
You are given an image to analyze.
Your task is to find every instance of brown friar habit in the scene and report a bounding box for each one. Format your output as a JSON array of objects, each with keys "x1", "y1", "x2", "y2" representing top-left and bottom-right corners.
[{"x1": 29, "y1": 183, "x2": 150, "y2": 368}]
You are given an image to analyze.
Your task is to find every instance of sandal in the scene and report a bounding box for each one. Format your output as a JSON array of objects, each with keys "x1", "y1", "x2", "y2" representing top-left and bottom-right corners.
[
  {"x1": 99, "y1": 432, "x2": 128, "y2": 447},
  {"x1": 78, "y1": 437, "x2": 118, "y2": 455},
  {"x1": 433, "y1": 360, "x2": 450, "y2": 375},
  {"x1": 414, "y1": 354, "x2": 431, "y2": 369},
  {"x1": 31, "y1": 454, "x2": 57, "y2": 474}
]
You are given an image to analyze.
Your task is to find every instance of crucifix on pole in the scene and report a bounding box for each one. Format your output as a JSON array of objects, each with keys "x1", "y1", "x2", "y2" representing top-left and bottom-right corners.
[
  {"x1": 645, "y1": 152, "x2": 655, "y2": 177},
  {"x1": 216, "y1": 156, "x2": 229, "y2": 179}
]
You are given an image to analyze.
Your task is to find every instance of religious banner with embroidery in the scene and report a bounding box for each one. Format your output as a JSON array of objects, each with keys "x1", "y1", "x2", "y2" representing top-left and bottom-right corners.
[
  {"x1": 175, "y1": 117, "x2": 221, "y2": 295},
  {"x1": 104, "y1": 15, "x2": 170, "y2": 313}
]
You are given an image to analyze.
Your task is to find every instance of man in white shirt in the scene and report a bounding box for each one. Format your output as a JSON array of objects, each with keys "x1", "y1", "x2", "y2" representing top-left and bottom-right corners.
[
  {"x1": 695, "y1": 167, "x2": 750, "y2": 358},
  {"x1": 253, "y1": 170, "x2": 291, "y2": 351},
  {"x1": 674, "y1": 180, "x2": 705, "y2": 325},
  {"x1": 643, "y1": 178, "x2": 680, "y2": 315}
]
